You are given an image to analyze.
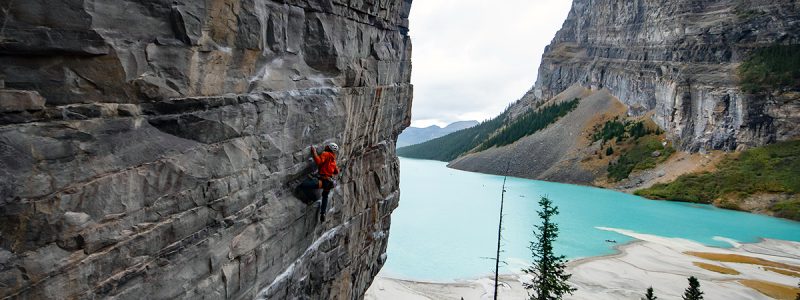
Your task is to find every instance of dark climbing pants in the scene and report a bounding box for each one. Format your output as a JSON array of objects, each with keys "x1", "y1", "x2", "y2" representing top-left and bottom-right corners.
[
  {"x1": 319, "y1": 178, "x2": 334, "y2": 218},
  {"x1": 296, "y1": 177, "x2": 321, "y2": 204}
]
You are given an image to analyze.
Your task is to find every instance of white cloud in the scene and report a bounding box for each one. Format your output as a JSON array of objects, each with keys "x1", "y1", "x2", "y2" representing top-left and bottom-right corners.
[{"x1": 408, "y1": 0, "x2": 573, "y2": 127}]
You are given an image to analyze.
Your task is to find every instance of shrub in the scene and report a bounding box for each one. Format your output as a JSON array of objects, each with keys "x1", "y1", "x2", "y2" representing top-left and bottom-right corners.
[
  {"x1": 738, "y1": 45, "x2": 800, "y2": 93},
  {"x1": 593, "y1": 119, "x2": 653, "y2": 143},
  {"x1": 771, "y1": 197, "x2": 800, "y2": 221},
  {"x1": 607, "y1": 136, "x2": 674, "y2": 181},
  {"x1": 636, "y1": 140, "x2": 800, "y2": 220}
]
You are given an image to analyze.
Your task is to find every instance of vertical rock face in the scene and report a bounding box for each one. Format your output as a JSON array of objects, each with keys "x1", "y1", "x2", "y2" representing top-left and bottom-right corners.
[
  {"x1": 0, "y1": 0, "x2": 412, "y2": 299},
  {"x1": 528, "y1": 0, "x2": 800, "y2": 151}
]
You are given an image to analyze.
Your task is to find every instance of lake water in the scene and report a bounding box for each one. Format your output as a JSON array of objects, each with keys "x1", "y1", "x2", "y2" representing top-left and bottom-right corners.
[{"x1": 382, "y1": 158, "x2": 800, "y2": 282}]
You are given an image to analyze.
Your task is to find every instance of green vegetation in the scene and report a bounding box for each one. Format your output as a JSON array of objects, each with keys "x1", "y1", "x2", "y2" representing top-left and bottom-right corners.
[
  {"x1": 607, "y1": 135, "x2": 674, "y2": 181},
  {"x1": 589, "y1": 117, "x2": 672, "y2": 181},
  {"x1": 594, "y1": 119, "x2": 626, "y2": 142},
  {"x1": 476, "y1": 99, "x2": 579, "y2": 151},
  {"x1": 635, "y1": 140, "x2": 800, "y2": 220},
  {"x1": 738, "y1": 45, "x2": 800, "y2": 93},
  {"x1": 682, "y1": 276, "x2": 704, "y2": 300},
  {"x1": 397, "y1": 111, "x2": 508, "y2": 161},
  {"x1": 398, "y1": 98, "x2": 580, "y2": 162},
  {"x1": 523, "y1": 196, "x2": 576, "y2": 300},
  {"x1": 644, "y1": 286, "x2": 658, "y2": 300},
  {"x1": 772, "y1": 197, "x2": 800, "y2": 221},
  {"x1": 593, "y1": 118, "x2": 658, "y2": 143}
]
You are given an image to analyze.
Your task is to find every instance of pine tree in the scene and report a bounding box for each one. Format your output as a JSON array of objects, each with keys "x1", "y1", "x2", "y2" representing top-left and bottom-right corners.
[
  {"x1": 682, "y1": 276, "x2": 704, "y2": 300},
  {"x1": 643, "y1": 286, "x2": 657, "y2": 300},
  {"x1": 523, "y1": 196, "x2": 576, "y2": 300}
]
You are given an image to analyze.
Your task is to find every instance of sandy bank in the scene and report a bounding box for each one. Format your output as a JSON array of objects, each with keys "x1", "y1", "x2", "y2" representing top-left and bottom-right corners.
[
  {"x1": 365, "y1": 274, "x2": 529, "y2": 300},
  {"x1": 366, "y1": 228, "x2": 800, "y2": 299}
]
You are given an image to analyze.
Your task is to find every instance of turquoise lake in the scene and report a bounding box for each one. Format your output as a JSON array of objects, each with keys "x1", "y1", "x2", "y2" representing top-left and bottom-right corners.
[{"x1": 382, "y1": 158, "x2": 800, "y2": 282}]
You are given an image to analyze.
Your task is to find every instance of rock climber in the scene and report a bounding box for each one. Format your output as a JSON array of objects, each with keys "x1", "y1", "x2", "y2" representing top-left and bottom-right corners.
[{"x1": 311, "y1": 142, "x2": 340, "y2": 222}]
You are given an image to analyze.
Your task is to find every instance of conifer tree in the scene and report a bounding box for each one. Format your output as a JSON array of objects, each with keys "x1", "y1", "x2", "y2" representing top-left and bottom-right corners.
[
  {"x1": 523, "y1": 196, "x2": 575, "y2": 300},
  {"x1": 643, "y1": 286, "x2": 657, "y2": 300},
  {"x1": 682, "y1": 276, "x2": 704, "y2": 300}
]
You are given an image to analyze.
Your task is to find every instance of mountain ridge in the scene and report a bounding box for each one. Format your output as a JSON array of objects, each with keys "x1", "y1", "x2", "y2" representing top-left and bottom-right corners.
[
  {"x1": 397, "y1": 120, "x2": 479, "y2": 147},
  {"x1": 402, "y1": 0, "x2": 800, "y2": 220}
]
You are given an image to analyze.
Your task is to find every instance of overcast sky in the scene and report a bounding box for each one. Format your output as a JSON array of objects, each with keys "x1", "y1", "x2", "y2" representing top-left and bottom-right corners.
[{"x1": 408, "y1": 0, "x2": 573, "y2": 128}]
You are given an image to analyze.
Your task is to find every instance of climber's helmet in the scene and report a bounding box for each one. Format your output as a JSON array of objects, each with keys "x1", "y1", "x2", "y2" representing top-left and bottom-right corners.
[{"x1": 327, "y1": 142, "x2": 340, "y2": 152}]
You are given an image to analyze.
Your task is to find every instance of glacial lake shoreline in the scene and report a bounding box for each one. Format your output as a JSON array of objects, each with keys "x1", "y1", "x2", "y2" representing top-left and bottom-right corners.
[
  {"x1": 379, "y1": 158, "x2": 800, "y2": 284},
  {"x1": 367, "y1": 230, "x2": 800, "y2": 299}
]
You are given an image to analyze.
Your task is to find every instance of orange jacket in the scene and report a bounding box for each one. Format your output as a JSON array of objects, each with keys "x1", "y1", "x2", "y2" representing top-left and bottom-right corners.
[{"x1": 314, "y1": 151, "x2": 339, "y2": 179}]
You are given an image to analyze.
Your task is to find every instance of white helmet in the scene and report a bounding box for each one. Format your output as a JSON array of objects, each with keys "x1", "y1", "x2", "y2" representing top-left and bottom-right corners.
[{"x1": 327, "y1": 142, "x2": 340, "y2": 152}]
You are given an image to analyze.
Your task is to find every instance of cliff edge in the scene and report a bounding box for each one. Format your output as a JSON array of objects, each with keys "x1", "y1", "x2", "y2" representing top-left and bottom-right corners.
[
  {"x1": 528, "y1": 0, "x2": 800, "y2": 152},
  {"x1": 0, "y1": 0, "x2": 412, "y2": 299}
]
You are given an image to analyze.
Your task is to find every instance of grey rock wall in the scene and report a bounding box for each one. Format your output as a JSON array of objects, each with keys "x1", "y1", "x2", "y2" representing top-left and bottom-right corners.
[
  {"x1": 0, "y1": 0, "x2": 412, "y2": 299},
  {"x1": 525, "y1": 0, "x2": 800, "y2": 151}
]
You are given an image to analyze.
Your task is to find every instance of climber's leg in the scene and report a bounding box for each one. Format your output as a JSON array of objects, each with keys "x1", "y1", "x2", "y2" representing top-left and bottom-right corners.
[
  {"x1": 319, "y1": 178, "x2": 334, "y2": 222},
  {"x1": 320, "y1": 188, "x2": 330, "y2": 222}
]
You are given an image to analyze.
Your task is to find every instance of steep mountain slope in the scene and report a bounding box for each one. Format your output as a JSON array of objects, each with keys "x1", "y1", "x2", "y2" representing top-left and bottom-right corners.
[
  {"x1": 525, "y1": 0, "x2": 800, "y2": 152},
  {"x1": 396, "y1": 120, "x2": 478, "y2": 147},
  {"x1": 397, "y1": 88, "x2": 583, "y2": 162},
  {"x1": 0, "y1": 1, "x2": 412, "y2": 299},
  {"x1": 495, "y1": 0, "x2": 800, "y2": 212},
  {"x1": 403, "y1": 0, "x2": 800, "y2": 218},
  {"x1": 449, "y1": 86, "x2": 625, "y2": 184}
]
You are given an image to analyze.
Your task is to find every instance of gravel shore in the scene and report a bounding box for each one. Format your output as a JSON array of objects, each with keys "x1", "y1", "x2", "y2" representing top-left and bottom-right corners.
[{"x1": 366, "y1": 228, "x2": 800, "y2": 299}]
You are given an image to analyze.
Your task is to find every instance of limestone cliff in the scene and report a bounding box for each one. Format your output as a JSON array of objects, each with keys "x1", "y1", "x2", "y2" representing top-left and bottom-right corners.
[
  {"x1": 527, "y1": 0, "x2": 800, "y2": 152},
  {"x1": 451, "y1": 0, "x2": 800, "y2": 186},
  {"x1": 0, "y1": 0, "x2": 412, "y2": 299}
]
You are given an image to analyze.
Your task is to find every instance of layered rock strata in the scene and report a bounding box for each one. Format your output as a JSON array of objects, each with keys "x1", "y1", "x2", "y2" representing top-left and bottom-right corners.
[
  {"x1": 0, "y1": 0, "x2": 412, "y2": 299},
  {"x1": 524, "y1": 0, "x2": 800, "y2": 151}
]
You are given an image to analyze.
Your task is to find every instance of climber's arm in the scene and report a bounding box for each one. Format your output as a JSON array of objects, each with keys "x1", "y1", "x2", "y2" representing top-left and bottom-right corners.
[{"x1": 311, "y1": 145, "x2": 323, "y2": 165}]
